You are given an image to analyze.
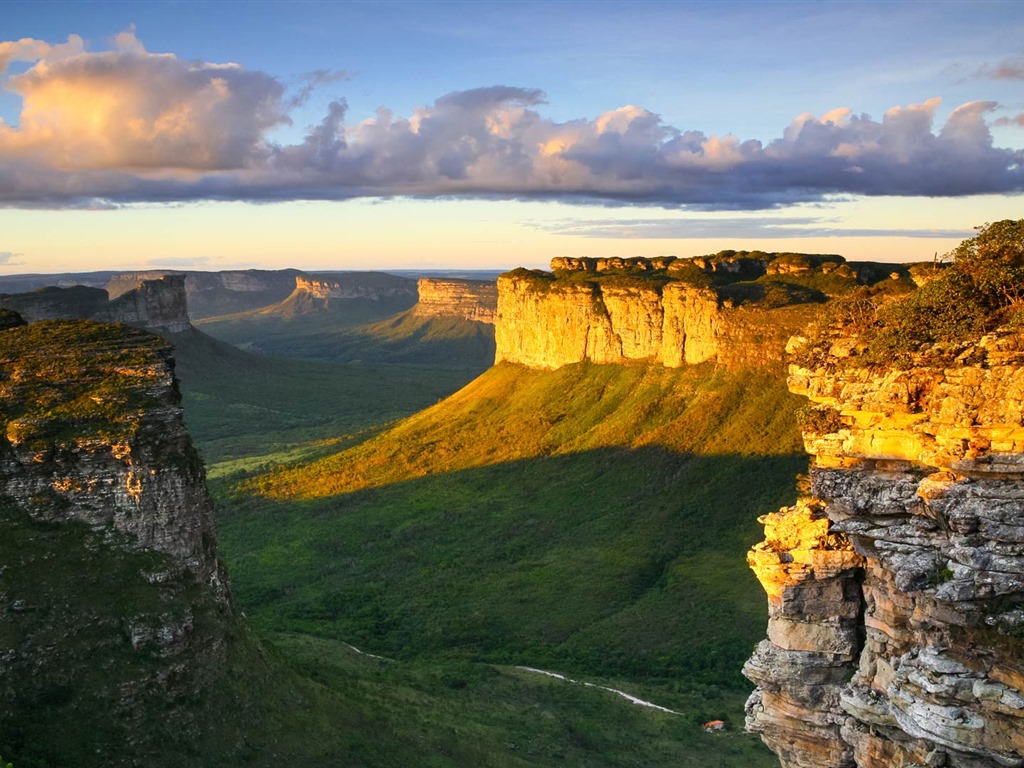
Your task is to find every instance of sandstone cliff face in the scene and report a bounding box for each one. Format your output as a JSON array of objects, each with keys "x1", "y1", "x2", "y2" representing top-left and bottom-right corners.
[
  {"x1": 745, "y1": 332, "x2": 1024, "y2": 768},
  {"x1": 294, "y1": 272, "x2": 417, "y2": 301},
  {"x1": 413, "y1": 277, "x2": 498, "y2": 324},
  {"x1": 494, "y1": 272, "x2": 810, "y2": 370},
  {"x1": 0, "y1": 320, "x2": 225, "y2": 595},
  {"x1": 96, "y1": 274, "x2": 193, "y2": 333}
]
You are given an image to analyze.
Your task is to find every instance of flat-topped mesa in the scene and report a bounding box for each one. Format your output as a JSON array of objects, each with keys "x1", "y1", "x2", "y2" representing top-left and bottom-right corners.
[
  {"x1": 95, "y1": 274, "x2": 193, "y2": 333},
  {"x1": 412, "y1": 277, "x2": 498, "y2": 324},
  {"x1": 745, "y1": 331, "x2": 1024, "y2": 768},
  {"x1": 494, "y1": 268, "x2": 817, "y2": 371},
  {"x1": 293, "y1": 272, "x2": 417, "y2": 302},
  {"x1": 107, "y1": 268, "x2": 301, "y2": 318},
  {"x1": 0, "y1": 275, "x2": 193, "y2": 333}
]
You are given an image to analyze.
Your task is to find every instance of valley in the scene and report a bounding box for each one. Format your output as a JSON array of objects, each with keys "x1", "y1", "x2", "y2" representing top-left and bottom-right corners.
[{"x1": 2, "y1": 228, "x2": 1023, "y2": 768}]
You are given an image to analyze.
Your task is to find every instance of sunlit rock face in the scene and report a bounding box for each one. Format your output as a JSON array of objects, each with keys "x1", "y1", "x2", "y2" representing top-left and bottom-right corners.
[
  {"x1": 494, "y1": 268, "x2": 808, "y2": 371},
  {"x1": 413, "y1": 278, "x2": 497, "y2": 324},
  {"x1": 293, "y1": 273, "x2": 417, "y2": 301},
  {"x1": 745, "y1": 331, "x2": 1024, "y2": 768}
]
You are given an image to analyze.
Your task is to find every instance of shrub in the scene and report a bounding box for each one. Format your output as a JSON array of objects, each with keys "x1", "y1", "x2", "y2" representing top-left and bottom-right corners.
[{"x1": 864, "y1": 220, "x2": 1024, "y2": 361}]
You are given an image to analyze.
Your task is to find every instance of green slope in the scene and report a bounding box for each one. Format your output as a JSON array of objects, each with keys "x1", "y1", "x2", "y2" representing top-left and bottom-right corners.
[
  {"x1": 166, "y1": 328, "x2": 477, "y2": 474},
  {"x1": 211, "y1": 361, "x2": 805, "y2": 764}
]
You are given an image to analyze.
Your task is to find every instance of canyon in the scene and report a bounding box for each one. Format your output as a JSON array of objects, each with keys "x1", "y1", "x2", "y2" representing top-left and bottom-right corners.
[{"x1": 2, "y1": 235, "x2": 1022, "y2": 767}]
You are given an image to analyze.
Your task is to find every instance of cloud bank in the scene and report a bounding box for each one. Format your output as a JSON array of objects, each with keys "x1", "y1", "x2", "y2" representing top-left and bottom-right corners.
[{"x1": 1, "y1": 31, "x2": 1022, "y2": 210}]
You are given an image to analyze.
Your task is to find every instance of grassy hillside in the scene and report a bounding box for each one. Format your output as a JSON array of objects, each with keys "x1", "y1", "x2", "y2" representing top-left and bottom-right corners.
[
  {"x1": 166, "y1": 328, "x2": 476, "y2": 474},
  {"x1": 193, "y1": 271, "x2": 498, "y2": 371},
  {"x1": 209, "y1": 361, "x2": 805, "y2": 765}
]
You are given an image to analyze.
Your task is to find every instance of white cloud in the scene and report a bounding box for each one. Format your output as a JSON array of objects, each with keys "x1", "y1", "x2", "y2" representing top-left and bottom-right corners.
[{"x1": 0, "y1": 31, "x2": 1022, "y2": 210}]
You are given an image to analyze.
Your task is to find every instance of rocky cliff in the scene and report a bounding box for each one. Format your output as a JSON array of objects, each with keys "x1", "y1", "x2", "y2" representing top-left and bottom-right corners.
[
  {"x1": 744, "y1": 331, "x2": 1024, "y2": 768},
  {"x1": 413, "y1": 277, "x2": 497, "y2": 324},
  {"x1": 494, "y1": 265, "x2": 817, "y2": 371},
  {"x1": 0, "y1": 275, "x2": 193, "y2": 333},
  {"x1": 0, "y1": 319, "x2": 239, "y2": 764},
  {"x1": 294, "y1": 272, "x2": 417, "y2": 302},
  {"x1": 106, "y1": 269, "x2": 301, "y2": 319}
]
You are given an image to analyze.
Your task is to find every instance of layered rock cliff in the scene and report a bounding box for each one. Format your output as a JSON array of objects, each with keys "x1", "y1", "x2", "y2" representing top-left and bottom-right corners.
[
  {"x1": 0, "y1": 275, "x2": 192, "y2": 333},
  {"x1": 0, "y1": 319, "x2": 235, "y2": 763},
  {"x1": 294, "y1": 272, "x2": 417, "y2": 302},
  {"x1": 413, "y1": 277, "x2": 497, "y2": 324},
  {"x1": 107, "y1": 268, "x2": 301, "y2": 318},
  {"x1": 745, "y1": 331, "x2": 1024, "y2": 768},
  {"x1": 494, "y1": 265, "x2": 816, "y2": 371}
]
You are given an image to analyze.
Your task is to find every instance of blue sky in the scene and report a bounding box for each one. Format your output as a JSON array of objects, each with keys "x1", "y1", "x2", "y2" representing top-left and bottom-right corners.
[{"x1": 1, "y1": 0, "x2": 1022, "y2": 273}]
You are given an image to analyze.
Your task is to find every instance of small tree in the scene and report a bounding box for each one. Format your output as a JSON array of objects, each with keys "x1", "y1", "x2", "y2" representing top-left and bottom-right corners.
[{"x1": 867, "y1": 220, "x2": 1024, "y2": 361}]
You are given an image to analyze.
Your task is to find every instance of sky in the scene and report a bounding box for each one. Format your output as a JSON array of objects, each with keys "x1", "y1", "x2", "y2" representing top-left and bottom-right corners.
[{"x1": 1, "y1": 0, "x2": 1023, "y2": 274}]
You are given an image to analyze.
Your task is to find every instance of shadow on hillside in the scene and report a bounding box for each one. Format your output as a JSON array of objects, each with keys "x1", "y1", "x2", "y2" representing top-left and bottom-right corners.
[{"x1": 217, "y1": 445, "x2": 805, "y2": 689}]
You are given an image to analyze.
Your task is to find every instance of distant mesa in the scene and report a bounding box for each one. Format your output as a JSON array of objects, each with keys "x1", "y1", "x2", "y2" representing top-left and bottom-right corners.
[
  {"x1": 293, "y1": 272, "x2": 418, "y2": 303},
  {"x1": 106, "y1": 268, "x2": 302, "y2": 319},
  {"x1": 0, "y1": 275, "x2": 192, "y2": 334},
  {"x1": 413, "y1": 277, "x2": 498, "y2": 325}
]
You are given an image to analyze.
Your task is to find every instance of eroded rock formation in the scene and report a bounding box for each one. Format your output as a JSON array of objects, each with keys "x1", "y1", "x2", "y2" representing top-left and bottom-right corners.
[
  {"x1": 0, "y1": 320, "x2": 234, "y2": 761},
  {"x1": 294, "y1": 272, "x2": 417, "y2": 302},
  {"x1": 0, "y1": 275, "x2": 193, "y2": 333},
  {"x1": 745, "y1": 331, "x2": 1024, "y2": 768},
  {"x1": 413, "y1": 277, "x2": 497, "y2": 324},
  {"x1": 107, "y1": 268, "x2": 301, "y2": 318},
  {"x1": 494, "y1": 267, "x2": 812, "y2": 370}
]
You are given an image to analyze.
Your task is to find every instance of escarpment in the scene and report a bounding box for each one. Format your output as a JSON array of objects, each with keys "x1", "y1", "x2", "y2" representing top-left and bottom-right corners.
[
  {"x1": 745, "y1": 331, "x2": 1024, "y2": 768},
  {"x1": 107, "y1": 268, "x2": 301, "y2": 318},
  {"x1": 0, "y1": 320, "x2": 237, "y2": 763},
  {"x1": 494, "y1": 253, "x2": 864, "y2": 371},
  {"x1": 294, "y1": 272, "x2": 417, "y2": 302},
  {"x1": 413, "y1": 277, "x2": 497, "y2": 323},
  {"x1": 0, "y1": 274, "x2": 193, "y2": 333}
]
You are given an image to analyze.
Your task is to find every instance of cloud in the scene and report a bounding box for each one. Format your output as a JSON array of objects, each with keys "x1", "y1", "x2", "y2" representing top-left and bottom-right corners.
[
  {"x1": 145, "y1": 255, "x2": 212, "y2": 268},
  {"x1": 0, "y1": 31, "x2": 1023, "y2": 210},
  {"x1": 0, "y1": 29, "x2": 286, "y2": 172},
  {"x1": 535, "y1": 217, "x2": 973, "y2": 240},
  {"x1": 286, "y1": 68, "x2": 353, "y2": 109},
  {"x1": 0, "y1": 251, "x2": 24, "y2": 265},
  {"x1": 995, "y1": 113, "x2": 1024, "y2": 128},
  {"x1": 977, "y1": 56, "x2": 1024, "y2": 80}
]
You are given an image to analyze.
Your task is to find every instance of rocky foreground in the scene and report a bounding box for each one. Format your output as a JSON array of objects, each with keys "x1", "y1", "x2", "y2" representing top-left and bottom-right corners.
[{"x1": 745, "y1": 331, "x2": 1024, "y2": 768}]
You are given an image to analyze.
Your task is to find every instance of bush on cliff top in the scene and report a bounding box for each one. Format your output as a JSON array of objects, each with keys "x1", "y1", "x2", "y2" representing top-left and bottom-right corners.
[{"x1": 867, "y1": 220, "x2": 1024, "y2": 361}]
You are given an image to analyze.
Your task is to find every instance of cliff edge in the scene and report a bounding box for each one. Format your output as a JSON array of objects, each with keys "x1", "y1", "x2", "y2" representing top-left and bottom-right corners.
[
  {"x1": 0, "y1": 319, "x2": 236, "y2": 765},
  {"x1": 744, "y1": 333, "x2": 1024, "y2": 768}
]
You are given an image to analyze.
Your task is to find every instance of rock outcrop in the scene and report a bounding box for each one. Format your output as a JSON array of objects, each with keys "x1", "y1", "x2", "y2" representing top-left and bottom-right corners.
[
  {"x1": 0, "y1": 319, "x2": 227, "y2": 597},
  {"x1": 294, "y1": 272, "x2": 417, "y2": 302},
  {"x1": 494, "y1": 268, "x2": 813, "y2": 371},
  {"x1": 413, "y1": 277, "x2": 497, "y2": 324},
  {"x1": 745, "y1": 331, "x2": 1024, "y2": 768},
  {"x1": 0, "y1": 320, "x2": 235, "y2": 763},
  {"x1": 106, "y1": 268, "x2": 301, "y2": 318},
  {"x1": 0, "y1": 275, "x2": 193, "y2": 333}
]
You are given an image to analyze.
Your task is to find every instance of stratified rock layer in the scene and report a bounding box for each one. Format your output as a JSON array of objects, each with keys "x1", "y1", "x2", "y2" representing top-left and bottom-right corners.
[
  {"x1": 413, "y1": 277, "x2": 497, "y2": 324},
  {"x1": 494, "y1": 271, "x2": 811, "y2": 370},
  {"x1": 0, "y1": 275, "x2": 193, "y2": 333},
  {"x1": 746, "y1": 331, "x2": 1024, "y2": 768}
]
